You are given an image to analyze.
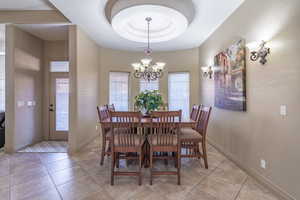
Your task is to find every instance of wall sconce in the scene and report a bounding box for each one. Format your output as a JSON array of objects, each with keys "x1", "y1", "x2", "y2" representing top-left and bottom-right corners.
[
  {"x1": 250, "y1": 41, "x2": 270, "y2": 65},
  {"x1": 201, "y1": 66, "x2": 214, "y2": 79}
]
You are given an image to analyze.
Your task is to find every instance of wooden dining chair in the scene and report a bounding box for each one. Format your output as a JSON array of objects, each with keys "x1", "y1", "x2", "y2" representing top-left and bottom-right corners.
[
  {"x1": 190, "y1": 104, "x2": 201, "y2": 122},
  {"x1": 180, "y1": 106, "x2": 212, "y2": 169},
  {"x1": 148, "y1": 110, "x2": 182, "y2": 185},
  {"x1": 109, "y1": 111, "x2": 145, "y2": 185},
  {"x1": 106, "y1": 104, "x2": 115, "y2": 111},
  {"x1": 97, "y1": 105, "x2": 111, "y2": 165},
  {"x1": 158, "y1": 103, "x2": 168, "y2": 111}
]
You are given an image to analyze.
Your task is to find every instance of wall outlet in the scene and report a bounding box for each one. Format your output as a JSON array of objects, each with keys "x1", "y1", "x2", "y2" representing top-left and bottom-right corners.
[
  {"x1": 260, "y1": 159, "x2": 267, "y2": 169},
  {"x1": 96, "y1": 125, "x2": 98, "y2": 131},
  {"x1": 280, "y1": 105, "x2": 287, "y2": 116},
  {"x1": 17, "y1": 101, "x2": 25, "y2": 107}
]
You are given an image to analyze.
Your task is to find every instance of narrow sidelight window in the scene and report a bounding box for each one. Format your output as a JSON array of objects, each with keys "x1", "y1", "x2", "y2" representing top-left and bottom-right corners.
[
  {"x1": 168, "y1": 72, "x2": 190, "y2": 119},
  {"x1": 109, "y1": 72, "x2": 129, "y2": 111}
]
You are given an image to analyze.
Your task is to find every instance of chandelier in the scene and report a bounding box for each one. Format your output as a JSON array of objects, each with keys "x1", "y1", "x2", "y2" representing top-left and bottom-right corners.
[{"x1": 132, "y1": 17, "x2": 166, "y2": 81}]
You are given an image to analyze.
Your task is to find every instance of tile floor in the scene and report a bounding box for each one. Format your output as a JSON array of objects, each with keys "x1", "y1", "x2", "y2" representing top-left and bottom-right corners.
[
  {"x1": 18, "y1": 141, "x2": 68, "y2": 153},
  {"x1": 0, "y1": 137, "x2": 281, "y2": 200}
]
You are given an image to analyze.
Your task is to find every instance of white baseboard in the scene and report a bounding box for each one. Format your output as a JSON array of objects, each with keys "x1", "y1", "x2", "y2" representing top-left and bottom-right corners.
[{"x1": 208, "y1": 139, "x2": 296, "y2": 200}]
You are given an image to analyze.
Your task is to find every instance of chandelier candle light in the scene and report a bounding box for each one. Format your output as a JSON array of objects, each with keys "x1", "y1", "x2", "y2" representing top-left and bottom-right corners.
[{"x1": 132, "y1": 17, "x2": 165, "y2": 81}]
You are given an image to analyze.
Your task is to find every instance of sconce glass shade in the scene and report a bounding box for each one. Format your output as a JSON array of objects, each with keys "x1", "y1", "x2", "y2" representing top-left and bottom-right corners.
[{"x1": 201, "y1": 66, "x2": 208, "y2": 72}]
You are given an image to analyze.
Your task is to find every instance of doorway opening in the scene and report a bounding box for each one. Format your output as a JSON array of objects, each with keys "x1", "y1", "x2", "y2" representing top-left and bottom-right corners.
[
  {"x1": 14, "y1": 24, "x2": 70, "y2": 153},
  {"x1": 0, "y1": 24, "x2": 5, "y2": 152}
]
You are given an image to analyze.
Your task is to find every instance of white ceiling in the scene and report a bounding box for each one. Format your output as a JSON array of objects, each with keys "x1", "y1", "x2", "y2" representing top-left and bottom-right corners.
[
  {"x1": 49, "y1": 0, "x2": 245, "y2": 51},
  {"x1": 0, "y1": 0, "x2": 54, "y2": 10},
  {"x1": 16, "y1": 24, "x2": 69, "y2": 41}
]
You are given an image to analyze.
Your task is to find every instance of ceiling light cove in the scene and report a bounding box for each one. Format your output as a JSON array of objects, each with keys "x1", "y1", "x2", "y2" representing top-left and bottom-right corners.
[{"x1": 110, "y1": 0, "x2": 193, "y2": 43}]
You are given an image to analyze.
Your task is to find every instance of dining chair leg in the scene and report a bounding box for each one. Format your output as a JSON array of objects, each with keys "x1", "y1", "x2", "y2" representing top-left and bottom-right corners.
[
  {"x1": 196, "y1": 143, "x2": 201, "y2": 159},
  {"x1": 116, "y1": 153, "x2": 120, "y2": 168},
  {"x1": 100, "y1": 136, "x2": 106, "y2": 165},
  {"x1": 177, "y1": 149, "x2": 181, "y2": 185},
  {"x1": 150, "y1": 149, "x2": 153, "y2": 185},
  {"x1": 202, "y1": 142, "x2": 208, "y2": 169},
  {"x1": 164, "y1": 152, "x2": 168, "y2": 166},
  {"x1": 174, "y1": 152, "x2": 178, "y2": 168},
  {"x1": 138, "y1": 150, "x2": 142, "y2": 186},
  {"x1": 111, "y1": 152, "x2": 115, "y2": 186}
]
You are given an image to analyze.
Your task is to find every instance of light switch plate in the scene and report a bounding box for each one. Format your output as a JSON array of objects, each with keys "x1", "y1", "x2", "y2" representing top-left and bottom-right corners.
[
  {"x1": 17, "y1": 101, "x2": 25, "y2": 107},
  {"x1": 27, "y1": 101, "x2": 33, "y2": 107},
  {"x1": 280, "y1": 105, "x2": 287, "y2": 116},
  {"x1": 260, "y1": 159, "x2": 267, "y2": 169}
]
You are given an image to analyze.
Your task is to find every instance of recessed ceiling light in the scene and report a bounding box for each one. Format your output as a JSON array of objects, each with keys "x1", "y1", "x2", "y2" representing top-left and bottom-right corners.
[{"x1": 111, "y1": 2, "x2": 192, "y2": 43}]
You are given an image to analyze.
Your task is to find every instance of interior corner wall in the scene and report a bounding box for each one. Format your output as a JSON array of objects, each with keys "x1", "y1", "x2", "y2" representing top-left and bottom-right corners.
[
  {"x1": 5, "y1": 25, "x2": 44, "y2": 152},
  {"x1": 98, "y1": 47, "x2": 200, "y2": 110},
  {"x1": 198, "y1": 0, "x2": 300, "y2": 199},
  {"x1": 68, "y1": 25, "x2": 100, "y2": 153}
]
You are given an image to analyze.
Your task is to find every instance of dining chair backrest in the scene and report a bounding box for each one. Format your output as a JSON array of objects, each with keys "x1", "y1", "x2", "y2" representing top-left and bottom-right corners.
[
  {"x1": 109, "y1": 111, "x2": 143, "y2": 148},
  {"x1": 158, "y1": 103, "x2": 168, "y2": 111},
  {"x1": 196, "y1": 106, "x2": 212, "y2": 138},
  {"x1": 97, "y1": 105, "x2": 109, "y2": 122},
  {"x1": 150, "y1": 110, "x2": 182, "y2": 123},
  {"x1": 106, "y1": 104, "x2": 115, "y2": 112},
  {"x1": 190, "y1": 105, "x2": 201, "y2": 121},
  {"x1": 149, "y1": 111, "x2": 181, "y2": 146}
]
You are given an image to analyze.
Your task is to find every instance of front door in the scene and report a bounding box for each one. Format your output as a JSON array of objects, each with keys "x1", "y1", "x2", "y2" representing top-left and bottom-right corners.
[{"x1": 49, "y1": 73, "x2": 69, "y2": 140}]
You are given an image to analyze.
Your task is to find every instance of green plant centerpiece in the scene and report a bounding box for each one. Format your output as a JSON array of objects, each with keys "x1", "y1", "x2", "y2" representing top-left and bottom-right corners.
[{"x1": 134, "y1": 90, "x2": 164, "y2": 115}]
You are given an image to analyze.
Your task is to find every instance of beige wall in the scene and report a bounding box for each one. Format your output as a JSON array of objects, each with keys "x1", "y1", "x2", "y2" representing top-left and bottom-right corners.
[
  {"x1": 5, "y1": 25, "x2": 44, "y2": 152},
  {"x1": 68, "y1": 25, "x2": 100, "y2": 153},
  {"x1": 99, "y1": 48, "x2": 200, "y2": 110},
  {"x1": 198, "y1": 0, "x2": 300, "y2": 199},
  {"x1": 0, "y1": 10, "x2": 69, "y2": 24},
  {"x1": 43, "y1": 40, "x2": 68, "y2": 140}
]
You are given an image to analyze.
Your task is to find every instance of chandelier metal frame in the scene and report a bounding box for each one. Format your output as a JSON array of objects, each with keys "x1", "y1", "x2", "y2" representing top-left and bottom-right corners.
[{"x1": 132, "y1": 17, "x2": 165, "y2": 81}]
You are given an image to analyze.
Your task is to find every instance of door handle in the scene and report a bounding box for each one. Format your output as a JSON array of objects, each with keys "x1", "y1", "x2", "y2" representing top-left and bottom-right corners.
[{"x1": 49, "y1": 104, "x2": 54, "y2": 112}]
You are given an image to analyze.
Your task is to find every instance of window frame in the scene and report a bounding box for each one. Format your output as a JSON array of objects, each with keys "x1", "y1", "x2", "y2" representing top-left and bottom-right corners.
[
  {"x1": 109, "y1": 71, "x2": 130, "y2": 111},
  {"x1": 168, "y1": 72, "x2": 190, "y2": 119}
]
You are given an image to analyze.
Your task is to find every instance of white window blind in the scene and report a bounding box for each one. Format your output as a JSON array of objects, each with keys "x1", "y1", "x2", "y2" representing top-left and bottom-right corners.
[
  {"x1": 139, "y1": 79, "x2": 159, "y2": 92},
  {"x1": 168, "y1": 72, "x2": 190, "y2": 119},
  {"x1": 109, "y1": 72, "x2": 129, "y2": 111},
  {"x1": 0, "y1": 55, "x2": 4, "y2": 111}
]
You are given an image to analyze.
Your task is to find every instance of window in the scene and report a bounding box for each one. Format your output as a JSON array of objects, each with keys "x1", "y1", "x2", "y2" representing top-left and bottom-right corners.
[
  {"x1": 139, "y1": 79, "x2": 159, "y2": 92},
  {"x1": 0, "y1": 25, "x2": 5, "y2": 111},
  {"x1": 109, "y1": 72, "x2": 129, "y2": 111},
  {"x1": 0, "y1": 54, "x2": 4, "y2": 111},
  {"x1": 168, "y1": 72, "x2": 190, "y2": 119},
  {"x1": 50, "y1": 61, "x2": 69, "y2": 72}
]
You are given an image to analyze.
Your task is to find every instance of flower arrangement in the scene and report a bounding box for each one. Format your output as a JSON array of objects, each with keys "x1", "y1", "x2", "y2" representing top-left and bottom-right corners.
[{"x1": 134, "y1": 90, "x2": 164, "y2": 114}]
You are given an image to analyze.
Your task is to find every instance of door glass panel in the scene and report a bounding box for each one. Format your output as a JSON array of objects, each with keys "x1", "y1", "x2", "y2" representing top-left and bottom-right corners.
[{"x1": 56, "y1": 78, "x2": 69, "y2": 131}]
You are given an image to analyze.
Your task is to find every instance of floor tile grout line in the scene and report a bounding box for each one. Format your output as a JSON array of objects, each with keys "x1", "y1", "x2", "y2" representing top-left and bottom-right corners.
[
  {"x1": 43, "y1": 155, "x2": 64, "y2": 200},
  {"x1": 233, "y1": 176, "x2": 248, "y2": 200},
  {"x1": 9, "y1": 156, "x2": 11, "y2": 200}
]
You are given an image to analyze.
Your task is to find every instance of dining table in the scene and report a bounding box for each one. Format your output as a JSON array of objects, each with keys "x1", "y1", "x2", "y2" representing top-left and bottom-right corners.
[
  {"x1": 100, "y1": 115, "x2": 197, "y2": 167},
  {"x1": 100, "y1": 116, "x2": 197, "y2": 128}
]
